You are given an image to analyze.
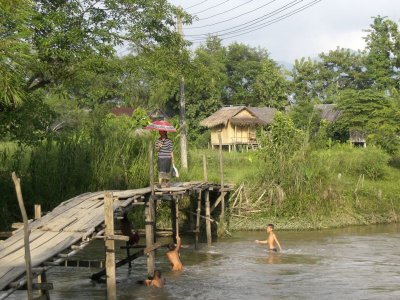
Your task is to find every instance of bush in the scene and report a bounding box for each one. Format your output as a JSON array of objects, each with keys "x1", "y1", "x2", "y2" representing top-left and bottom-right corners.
[{"x1": 315, "y1": 144, "x2": 390, "y2": 180}]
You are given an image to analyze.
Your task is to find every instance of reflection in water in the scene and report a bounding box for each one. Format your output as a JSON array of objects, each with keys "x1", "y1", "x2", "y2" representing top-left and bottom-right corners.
[{"x1": 7, "y1": 224, "x2": 400, "y2": 300}]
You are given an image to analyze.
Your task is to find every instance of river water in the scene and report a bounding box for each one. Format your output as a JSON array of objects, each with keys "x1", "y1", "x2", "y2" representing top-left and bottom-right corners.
[{"x1": 8, "y1": 224, "x2": 400, "y2": 300}]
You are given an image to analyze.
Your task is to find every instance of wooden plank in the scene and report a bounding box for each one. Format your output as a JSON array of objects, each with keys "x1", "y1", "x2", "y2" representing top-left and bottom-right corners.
[
  {"x1": 41, "y1": 199, "x2": 103, "y2": 232},
  {"x1": 0, "y1": 231, "x2": 59, "y2": 279},
  {"x1": 93, "y1": 235, "x2": 129, "y2": 242},
  {"x1": 0, "y1": 230, "x2": 46, "y2": 260},
  {"x1": 0, "y1": 232, "x2": 82, "y2": 291}
]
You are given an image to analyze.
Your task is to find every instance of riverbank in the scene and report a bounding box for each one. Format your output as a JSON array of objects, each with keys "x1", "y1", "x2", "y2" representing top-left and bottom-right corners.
[{"x1": 185, "y1": 146, "x2": 400, "y2": 231}]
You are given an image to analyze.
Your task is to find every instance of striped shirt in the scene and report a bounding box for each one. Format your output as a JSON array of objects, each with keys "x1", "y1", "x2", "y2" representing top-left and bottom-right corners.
[{"x1": 156, "y1": 138, "x2": 173, "y2": 158}]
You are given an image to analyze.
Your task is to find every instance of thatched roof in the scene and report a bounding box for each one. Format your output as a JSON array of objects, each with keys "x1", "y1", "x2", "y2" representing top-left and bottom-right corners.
[
  {"x1": 248, "y1": 107, "x2": 277, "y2": 125},
  {"x1": 315, "y1": 104, "x2": 341, "y2": 122},
  {"x1": 200, "y1": 106, "x2": 277, "y2": 128},
  {"x1": 111, "y1": 107, "x2": 134, "y2": 116}
]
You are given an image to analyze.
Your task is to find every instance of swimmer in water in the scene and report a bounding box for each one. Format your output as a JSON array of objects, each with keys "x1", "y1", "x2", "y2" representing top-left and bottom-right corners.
[
  {"x1": 255, "y1": 224, "x2": 282, "y2": 253},
  {"x1": 144, "y1": 270, "x2": 165, "y2": 288},
  {"x1": 166, "y1": 235, "x2": 183, "y2": 271}
]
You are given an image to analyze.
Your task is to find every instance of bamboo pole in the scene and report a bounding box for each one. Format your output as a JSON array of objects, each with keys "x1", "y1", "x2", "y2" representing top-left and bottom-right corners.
[
  {"x1": 149, "y1": 142, "x2": 154, "y2": 195},
  {"x1": 170, "y1": 199, "x2": 177, "y2": 244},
  {"x1": 34, "y1": 204, "x2": 41, "y2": 220},
  {"x1": 145, "y1": 198, "x2": 155, "y2": 277},
  {"x1": 146, "y1": 142, "x2": 155, "y2": 277},
  {"x1": 11, "y1": 172, "x2": 33, "y2": 300},
  {"x1": 175, "y1": 197, "x2": 180, "y2": 238},
  {"x1": 203, "y1": 155, "x2": 212, "y2": 246},
  {"x1": 34, "y1": 204, "x2": 49, "y2": 299},
  {"x1": 195, "y1": 191, "x2": 202, "y2": 249},
  {"x1": 203, "y1": 154, "x2": 208, "y2": 183},
  {"x1": 218, "y1": 134, "x2": 225, "y2": 221},
  {"x1": 177, "y1": 12, "x2": 188, "y2": 171},
  {"x1": 104, "y1": 192, "x2": 116, "y2": 300}
]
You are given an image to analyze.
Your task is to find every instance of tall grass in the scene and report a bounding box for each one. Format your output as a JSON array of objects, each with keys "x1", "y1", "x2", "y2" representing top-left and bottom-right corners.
[{"x1": 0, "y1": 114, "x2": 152, "y2": 230}]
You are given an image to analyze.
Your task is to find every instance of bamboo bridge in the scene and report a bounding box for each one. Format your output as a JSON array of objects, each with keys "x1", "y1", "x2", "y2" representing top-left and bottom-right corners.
[{"x1": 0, "y1": 181, "x2": 231, "y2": 300}]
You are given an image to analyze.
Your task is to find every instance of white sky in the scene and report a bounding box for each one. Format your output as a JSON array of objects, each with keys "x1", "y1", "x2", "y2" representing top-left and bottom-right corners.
[{"x1": 169, "y1": 0, "x2": 400, "y2": 63}]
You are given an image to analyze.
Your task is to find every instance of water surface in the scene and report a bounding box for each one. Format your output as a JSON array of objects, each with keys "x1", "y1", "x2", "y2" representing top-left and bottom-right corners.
[{"x1": 8, "y1": 224, "x2": 400, "y2": 300}]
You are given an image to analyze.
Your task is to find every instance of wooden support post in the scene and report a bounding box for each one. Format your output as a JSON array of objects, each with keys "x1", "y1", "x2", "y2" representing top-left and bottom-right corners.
[
  {"x1": 205, "y1": 189, "x2": 212, "y2": 246},
  {"x1": 146, "y1": 141, "x2": 156, "y2": 277},
  {"x1": 170, "y1": 200, "x2": 177, "y2": 244},
  {"x1": 149, "y1": 142, "x2": 154, "y2": 195},
  {"x1": 203, "y1": 154, "x2": 208, "y2": 183},
  {"x1": 34, "y1": 203, "x2": 48, "y2": 298},
  {"x1": 12, "y1": 172, "x2": 33, "y2": 300},
  {"x1": 175, "y1": 197, "x2": 180, "y2": 238},
  {"x1": 203, "y1": 154, "x2": 212, "y2": 246},
  {"x1": 38, "y1": 271, "x2": 50, "y2": 300},
  {"x1": 34, "y1": 204, "x2": 41, "y2": 220},
  {"x1": 218, "y1": 134, "x2": 225, "y2": 222},
  {"x1": 104, "y1": 192, "x2": 116, "y2": 300},
  {"x1": 145, "y1": 198, "x2": 155, "y2": 278},
  {"x1": 153, "y1": 199, "x2": 157, "y2": 244},
  {"x1": 126, "y1": 241, "x2": 131, "y2": 269},
  {"x1": 195, "y1": 191, "x2": 202, "y2": 249}
]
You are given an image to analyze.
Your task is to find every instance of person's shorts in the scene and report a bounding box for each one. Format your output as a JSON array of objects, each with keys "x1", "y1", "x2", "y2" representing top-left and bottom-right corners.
[{"x1": 158, "y1": 157, "x2": 172, "y2": 179}]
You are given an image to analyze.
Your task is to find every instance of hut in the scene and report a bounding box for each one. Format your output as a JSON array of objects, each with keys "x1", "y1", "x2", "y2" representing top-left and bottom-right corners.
[
  {"x1": 200, "y1": 106, "x2": 277, "y2": 151},
  {"x1": 111, "y1": 106, "x2": 135, "y2": 117},
  {"x1": 349, "y1": 130, "x2": 367, "y2": 147},
  {"x1": 315, "y1": 104, "x2": 341, "y2": 122},
  {"x1": 316, "y1": 104, "x2": 367, "y2": 147}
]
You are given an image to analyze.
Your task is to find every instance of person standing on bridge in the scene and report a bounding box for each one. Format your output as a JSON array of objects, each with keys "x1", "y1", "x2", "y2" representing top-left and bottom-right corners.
[
  {"x1": 144, "y1": 120, "x2": 177, "y2": 188},
  {"x1": 155, "y1": 130, "x2": 174, "y2": 188}
]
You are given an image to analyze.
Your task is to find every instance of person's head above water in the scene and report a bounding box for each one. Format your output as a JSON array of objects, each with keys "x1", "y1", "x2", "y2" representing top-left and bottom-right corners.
[
  {"x1": 168, "y1": 242, "x2": 176, "y2": 251},
  {"x1": 266, "y1": 224, "x2": 274, "y2": 232},
  {"x1": 154, "y1": 269, "x2": 162, "y2": 278}
]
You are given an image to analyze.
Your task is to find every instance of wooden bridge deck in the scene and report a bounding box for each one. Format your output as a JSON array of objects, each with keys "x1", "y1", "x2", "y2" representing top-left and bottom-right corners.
[{"x1": 0, "y1": 181, "x2": 214, "y2": 294}]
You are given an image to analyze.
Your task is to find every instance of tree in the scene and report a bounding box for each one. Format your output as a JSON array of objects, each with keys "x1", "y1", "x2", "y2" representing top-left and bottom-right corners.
[
  {"x1": 318, "y1": 48, "x2": 367, "y2": 102},
  {"x1": 253, "y1": 59, "x2": 289, "y2": 109},
  {"x1": 336, "y1": 89, "x2": 400, "y2": 153},
  {"x1": 0, "y1": 0, "x2": 33, "y2": 108},
  {"x1": 364, "y1": 16, "x2": 400, "y2": 91},
  {"x1": 185, "y1": 37, "x2": 227, "y2": 141},
  {"x1": 224, "y1": 43, "x2": 268, "y2": 105},
  {"x1": 0, "y1": 0, "x2": 189, "y2": 144},
  {"x1": 290, "y1": 57, "x2": 322, "y2": 103}
]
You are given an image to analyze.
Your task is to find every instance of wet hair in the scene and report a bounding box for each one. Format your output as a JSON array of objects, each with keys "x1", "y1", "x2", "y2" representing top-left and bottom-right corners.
[
  {"x1": 168, "y1": 243, "x2": 176, "y2": 251},
  {"x1": 267, "y1": 224, "x2": 274, "y2": 229},
  {"x1": 154, "y1": 270, "x2": 162, "y2": 278}
]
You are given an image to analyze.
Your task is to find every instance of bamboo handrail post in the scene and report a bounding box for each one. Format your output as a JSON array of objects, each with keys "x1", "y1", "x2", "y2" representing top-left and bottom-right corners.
[
  {"x1": 11, "y1": 172, "x2": 33, "y2": 300},
  {"x1": 104, "y1": 192, "x2": 116, "y2": 300}
]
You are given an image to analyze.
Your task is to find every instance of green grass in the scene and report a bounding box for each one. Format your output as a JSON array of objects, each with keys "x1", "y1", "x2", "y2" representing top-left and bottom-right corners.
[{"x1": 1, "y1": 137, "x2": 399, "y2": 232}]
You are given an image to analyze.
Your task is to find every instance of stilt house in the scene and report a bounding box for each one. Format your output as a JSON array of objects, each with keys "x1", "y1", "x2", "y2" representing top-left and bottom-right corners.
[{"x1": 200, "y1": 106, "x2": 277, "y2": 151}]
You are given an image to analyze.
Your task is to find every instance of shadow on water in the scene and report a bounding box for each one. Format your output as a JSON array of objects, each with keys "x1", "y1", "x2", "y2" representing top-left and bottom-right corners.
[{"x1": 255, "y1": 253, "x2": 321, "y2": 265}]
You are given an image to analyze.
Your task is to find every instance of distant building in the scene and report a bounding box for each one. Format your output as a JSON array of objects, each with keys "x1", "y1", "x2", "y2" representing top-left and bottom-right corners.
[
  {"x1": 315, "y1": 104, "x2": 366, "y2": 147},
  {"x1": 200, "y1": 106, "x2": 277, "y2": 151},
  {"x1": 110, "y1": 107, "x2": 134, "y2": 117}
]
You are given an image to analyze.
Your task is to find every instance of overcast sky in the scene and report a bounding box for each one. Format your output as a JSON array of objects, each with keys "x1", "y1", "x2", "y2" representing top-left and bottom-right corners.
[{"x1": 169, "y1": 0, "x2": 400, "y2": 63}]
